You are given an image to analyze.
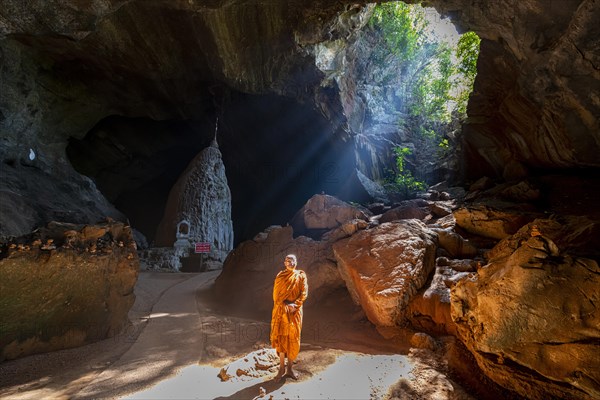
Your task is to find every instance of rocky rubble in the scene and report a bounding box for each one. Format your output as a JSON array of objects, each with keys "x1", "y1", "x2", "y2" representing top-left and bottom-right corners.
[{"x1": 0, "y1": 220, "x2": 139, "y2": 360}]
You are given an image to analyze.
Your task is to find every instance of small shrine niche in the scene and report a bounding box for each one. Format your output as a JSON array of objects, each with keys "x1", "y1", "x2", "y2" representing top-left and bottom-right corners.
[{"x1": 176, "y1": 220, "x2": 191, "y2": 239}]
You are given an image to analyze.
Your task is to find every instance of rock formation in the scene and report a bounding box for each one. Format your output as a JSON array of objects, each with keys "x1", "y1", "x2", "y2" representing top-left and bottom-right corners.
[
  {"x1": 332, "y1": 220, "x2": 437, "y2": 326},
  {"x1": 290, "y1": 194, "x2": 370, "y2": 238},
  {"x1": 0, "y1": 220, "x2": 138, "y2": 360},
  {"x1": 216, "y1": 182, "x2": 600, "y2": 399},
  {"x1": 451, "y1": 223, "x2": 600, "y2": 400},
  {"x1": 154, "y1": 140, "x2": 233, "y2": 262}
]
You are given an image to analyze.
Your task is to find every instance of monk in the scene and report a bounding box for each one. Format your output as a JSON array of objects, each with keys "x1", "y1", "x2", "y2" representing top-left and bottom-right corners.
[{"x1": 270, "y1": 254, "x2": 308, "y2": 381}]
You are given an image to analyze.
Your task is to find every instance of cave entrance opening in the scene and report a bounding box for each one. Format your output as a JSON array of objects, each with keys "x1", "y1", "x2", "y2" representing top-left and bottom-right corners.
[{"x1": 349, "y1": 2, "x2": 480, "y2": 199}]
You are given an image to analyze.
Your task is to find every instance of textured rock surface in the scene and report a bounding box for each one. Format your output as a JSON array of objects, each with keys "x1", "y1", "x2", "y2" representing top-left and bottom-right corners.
[
  {"x1": 217, "y1": 348, "x2": 279, "y2": 382},
  {"x1": 290, "y1": 194, "x2": 369, "y2": 237},
  {"x1": 332, "y1": 220, "x2": 437, "y2": 326},
  {"x1": 1, "y1": 0, "x2": 599, "y2": 239},
  {"x1": 154, "y1": 142, "x2": 233, "y2": 262},
  {"x1": 431, "y1": 228, "x2": 478, "y2": 258},
  {"x1": 451, "y1": 231, "x2": 600, "y2": 399},
  {"x1": 0, "y1": 221, "x2": 138, "y2": 360},
  {"x1": 379, "y1": 200, "x2": 431, "y2": 224},
  {"x1": 407, "y1": 265, "x2": 472, "y2": 336},
  {"x1": 453, "y1": 205, "x2": 537, "y2": 240},
  {"x1": 0, "y1": 161, "x2": 125, "y2": 239}
]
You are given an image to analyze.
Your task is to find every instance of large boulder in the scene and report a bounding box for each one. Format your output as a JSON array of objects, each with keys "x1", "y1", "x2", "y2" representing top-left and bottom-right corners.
[
  {"x1": 154, "y1": 142, "x2": 233, "y2": 262},
  {"x1": 0, "y1": 220, "x2": 139, "y2": 361},
  {"x1": 0, "y1": 162, "x2": 125, "y2": 240},
  {"x1": 213, "y1": 226, "x2": 345, "y2": 315},
  {"x1": 332, "y1": 220, "x2": 437, "y2": 326},
  {"x1": 431, "y1": 228, "x2": 479, "y2": 258},
  {"x1": 290, "y1": 194, "x2": 369, "y2": 238},
  {"x1": 487, "y1": 217, "x2": 600, "y2": 262},
  {"x1": 379, "y1": 199, "x2": 431, "y2": 224},
  {"x1": 453, "y1": 205, "x2": 536, "y2": 240},
  {"x1": 451, "y1": 231, "x2": 600, "y2": 399}
]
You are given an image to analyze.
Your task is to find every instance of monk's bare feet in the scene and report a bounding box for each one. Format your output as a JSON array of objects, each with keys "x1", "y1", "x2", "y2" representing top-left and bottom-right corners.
[
  {"x1": 274, "y1": 369, "x2": 285, "y2": 381},
  {"x1": 285, "y1": 367, "x2": 298, "y2": 380}
]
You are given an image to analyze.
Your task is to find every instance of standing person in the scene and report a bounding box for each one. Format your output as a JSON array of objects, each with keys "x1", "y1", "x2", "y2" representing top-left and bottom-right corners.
[{"x1": 270, "y1": 254, "x2": 308, "y2": 380}]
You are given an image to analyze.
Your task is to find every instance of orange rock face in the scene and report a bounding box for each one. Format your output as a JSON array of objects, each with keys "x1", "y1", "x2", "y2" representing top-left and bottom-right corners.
[
  {"x1": 332, "y1": 220, "x2": 436, "y2": 326},
  {"x1": 451, "y1": 226, "x2": 600, "y2": 399}
]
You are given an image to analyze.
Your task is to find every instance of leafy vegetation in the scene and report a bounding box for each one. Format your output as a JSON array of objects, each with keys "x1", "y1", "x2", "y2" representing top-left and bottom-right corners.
[
  {"x1": 365, "y1": 2, "x2": 480, "y2": 197},
  {"x1": 384, "y1": 147, "x2": 427, "y2": 197}
]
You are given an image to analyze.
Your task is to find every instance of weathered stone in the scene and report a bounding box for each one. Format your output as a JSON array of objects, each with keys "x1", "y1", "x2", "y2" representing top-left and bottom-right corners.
[
  {"x1": 321, "y1": 218, "x2": 369, "y2": 243},
  {"x1": 332, "y1": 220, "x2": 437, "y2": 327},
  {"x1": 451, "y1": 233, "x2": 600, "y2": 400},
  {"x1": 354, "y1": 169, "x2": 389, "y2": 202},
  {"x1": 428, "y1": 1, "x2": 600, "y2": 178},
  {"x1": 498, "y1": 181, "x2": 541, "y2": 202},
  {"x1": 154, "y1": 142, "x2": 233, "y2": 263},
  {"x1": 410, "y1": 332, "x2": 439, "y2": 351},
  {"x1": 469, "y1": 176, "x2": 494, "y2": 192},
  {"x1": 431, "y1": 228, "x2": 478, "y2": 259},
  {"x1": 436, "y1": 257, "x2": 478, "y2": 273},
  {"x1": 218, "y1": 348, "x2": 278, "y2": 382},
  {"x1": 453, "y1": 205, "x2": 536, "y2": 240},
  {"x1": 407, "y1": 266, "x2": 471, "y2": 336},
  {"x1": 0, "y1": 221, "x2": 138, "y2": 360},
  {"x1": 290, "y1": 194, "x2": 369, "y2": 236},
  {"x1": 379, "y1": 200, "x2": 431, "y2": 224},
  {"x1": 430, "y1": 214, "x2": 457, "y2": 230},
  {"x1": 428, "y1": 201, "x2": 453, "y2": 218},
  {"x1": 487, "y1": 217, "x2": 600, "y2": 262},
  {"x1": 138, "y1": 247, "x2": 181, "y2": 271},
  {"x1": 213, "y1": 226, "x2": 344, "y2": 314},
  {"x1": 0, "y1": 162, "x2": 125, "y2": 239}
]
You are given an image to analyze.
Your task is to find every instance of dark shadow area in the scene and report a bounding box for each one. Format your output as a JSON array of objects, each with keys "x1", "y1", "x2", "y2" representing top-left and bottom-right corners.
[
  {"x1": 66, "y1": 90, "x2": 363, "y2": 245},
  {"x1": 216, "y1": 91, "x2": 357, "y2": 243},
  {"x1": 67, "y1": 115, "x2": 215, "y2": 243}
]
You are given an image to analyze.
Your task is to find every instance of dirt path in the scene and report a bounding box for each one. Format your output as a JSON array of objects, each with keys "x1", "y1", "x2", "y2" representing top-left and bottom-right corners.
[{"x1": 0, "y1": 271, "x2": 478, "y2": 400}]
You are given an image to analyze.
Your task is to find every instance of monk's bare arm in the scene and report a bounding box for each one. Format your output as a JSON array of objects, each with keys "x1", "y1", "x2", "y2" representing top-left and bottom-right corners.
[{"x1": 294, "y1": 271, "x2": 308, "y2": 307}]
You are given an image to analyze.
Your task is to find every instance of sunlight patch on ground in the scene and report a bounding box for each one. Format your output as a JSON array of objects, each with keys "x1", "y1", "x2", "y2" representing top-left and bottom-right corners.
[
  {"x1": 124, "y1": 364, "x2": 256, "y2": 399},
  {"x1": 124, "y1": 352, "x2": 413, "y2": 400}
]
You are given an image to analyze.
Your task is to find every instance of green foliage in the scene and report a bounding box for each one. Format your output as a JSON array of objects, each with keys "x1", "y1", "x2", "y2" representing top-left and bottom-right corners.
[
  {"x1": 453, "y1": 31, "x2": 481, "y2": 116},
  {"x1": 385, "y1": 146, "x2": 427, "y2": 197},
  {"x1": 456, "y1": 31, "x2": 480, "y2": 77},
  {"x1": 368, "y1": 4, "x2": 481, "y2": 129},
  {"x1": 369, "y1": 2, "x2": 426, "y2": 63}
]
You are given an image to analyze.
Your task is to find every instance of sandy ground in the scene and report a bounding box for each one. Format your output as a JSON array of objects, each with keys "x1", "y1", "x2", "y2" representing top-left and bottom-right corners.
[{"x1": 0, "y1": 271, "x2": 481, "y2": 400}]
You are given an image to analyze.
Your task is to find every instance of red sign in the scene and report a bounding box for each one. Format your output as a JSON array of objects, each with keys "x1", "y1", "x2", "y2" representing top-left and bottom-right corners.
[{"x1": 194, "y1": 242, "x2": 211, "y2": 254}]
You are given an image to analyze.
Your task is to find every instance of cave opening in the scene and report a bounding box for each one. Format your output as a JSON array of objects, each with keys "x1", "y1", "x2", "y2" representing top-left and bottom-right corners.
[{"x1": 345, "y1": 2, "x2": 480, "y2": 196}]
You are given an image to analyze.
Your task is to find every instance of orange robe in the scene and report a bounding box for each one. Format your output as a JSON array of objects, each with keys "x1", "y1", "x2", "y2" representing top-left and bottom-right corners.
[{"x1": 270, "y1": 268, "x2": 308, "y2": 361}]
